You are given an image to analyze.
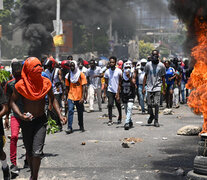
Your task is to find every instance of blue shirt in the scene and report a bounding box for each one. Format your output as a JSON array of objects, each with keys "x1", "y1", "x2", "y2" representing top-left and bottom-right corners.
[{"x1": 165, "y1": 67, "x2": 175, "y2": 85}]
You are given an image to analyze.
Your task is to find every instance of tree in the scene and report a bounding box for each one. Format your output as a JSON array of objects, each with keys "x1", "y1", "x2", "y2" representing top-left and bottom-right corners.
[
  {"x1": 139, "y1": 40, "x2": 154, "y2": 59},
  {"x1": 0, "y1": 0, "x2": 20, "y2": 39}
]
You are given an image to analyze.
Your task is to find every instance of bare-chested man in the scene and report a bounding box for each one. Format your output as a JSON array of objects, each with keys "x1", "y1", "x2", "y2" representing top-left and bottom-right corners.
[{"x1": 10, "y1": 57, "x2": 67, "y2": 180}]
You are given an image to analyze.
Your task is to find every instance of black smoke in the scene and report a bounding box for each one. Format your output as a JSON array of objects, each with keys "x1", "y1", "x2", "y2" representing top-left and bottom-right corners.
[
  {"x1": 168, "y1": 0, "x2": 207, "y2": 65},
  {"x1": 18, "y1": 0, "x2": 170, "y2": 57}
]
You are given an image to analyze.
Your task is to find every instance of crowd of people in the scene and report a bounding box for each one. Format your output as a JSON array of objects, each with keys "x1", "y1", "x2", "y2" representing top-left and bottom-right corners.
[{"x1": 0, "y1": 50, "x2": 191, "y2": 180}]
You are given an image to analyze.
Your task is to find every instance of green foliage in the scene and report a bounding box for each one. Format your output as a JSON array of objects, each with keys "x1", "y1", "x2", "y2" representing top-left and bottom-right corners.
[
  {"x1": 0, "y1": 0, "x2": 21, "y2": 38},
  {"x1": 139, "y1": 40, "x2": 154, "y2": 59},
  {"x1": 47, "y1": 115, "x2": 60, "y2": 134},
  {"x1": 0, "y1": 69, "x2": 10, "y2": 83}
]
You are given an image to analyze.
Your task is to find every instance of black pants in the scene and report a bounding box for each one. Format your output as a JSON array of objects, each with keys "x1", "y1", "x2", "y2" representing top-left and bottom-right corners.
[
  {"x1": 54, "y1": 93, "x2": 62, "y2": 108},
  {"x1": 21, "y1": 114, "x2": 47, "y2": 157},
  {"x1": 107, "y1": 91, "x2": 122, "y2": 121}
]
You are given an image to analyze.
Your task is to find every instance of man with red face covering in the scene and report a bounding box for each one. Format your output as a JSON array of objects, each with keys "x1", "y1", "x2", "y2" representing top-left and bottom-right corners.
[{"x1": 10, "y1": 57, "x2": 67, "y2": 180}]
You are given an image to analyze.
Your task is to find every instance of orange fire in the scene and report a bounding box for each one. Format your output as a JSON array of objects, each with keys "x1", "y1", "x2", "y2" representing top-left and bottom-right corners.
[{"x1": 186, "y1": 17, "x2": 207, "y2": 134}]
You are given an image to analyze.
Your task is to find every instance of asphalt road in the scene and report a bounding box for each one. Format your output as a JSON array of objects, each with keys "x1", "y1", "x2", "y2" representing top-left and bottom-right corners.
[{"x1": 0, "y1": 102, "x2": 203, "y2": 180}]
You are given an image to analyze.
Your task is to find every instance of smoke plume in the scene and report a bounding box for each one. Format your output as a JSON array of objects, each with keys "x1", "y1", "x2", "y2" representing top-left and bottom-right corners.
[
  {"x1": 18, "y1": 0, "x2": 170, "y2": 57},
  {"x1": 168, "y1": 0, "x2": 207, "y2": 65}
]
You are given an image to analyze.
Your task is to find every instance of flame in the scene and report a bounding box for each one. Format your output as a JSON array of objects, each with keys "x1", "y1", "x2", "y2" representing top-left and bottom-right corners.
[{"x1": 187, "y1": 17, "x2": 207, "y2": 134}]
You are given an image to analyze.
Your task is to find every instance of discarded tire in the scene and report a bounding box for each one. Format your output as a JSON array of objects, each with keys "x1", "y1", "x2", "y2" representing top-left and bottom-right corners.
[
  {"x1": 187, "y1": 170, "x2": 207, "y2": 180},
  {"x1": 194, "y1": 156, "x2": 207, "y2": 175}
]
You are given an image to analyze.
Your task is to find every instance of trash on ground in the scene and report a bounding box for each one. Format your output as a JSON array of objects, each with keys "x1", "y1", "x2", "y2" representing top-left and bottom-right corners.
[
  {"x1": 154, "y1": 170, "x2": 160, "y2": 173},
  {"x1": 163, "y1": 108, "x2": 174, "y2": 115},
  {"x1": 130, "y1": 141, "x2": 135, "y2": 144},
  {"x1": 122, "y1": 142, "x2": 130, "y2": 148},
  {"x1": 162, "y1": 137, "x2": 168, "y2": 140},
  {"x1": 175, "y1": 168, "x2": 185, "y2": 176},
  {"x1": 123, "y1": 137, "x2": 143, "y2": 143},
  {"x1": 81, "y1": 142, "x2": 86, "y2": 145},
  {"x1": 136, "y1": 121, "x2": 143, "y2": 124},
  {"x1": 177, "y1": 125, "x2": 202, "y2": 136}
]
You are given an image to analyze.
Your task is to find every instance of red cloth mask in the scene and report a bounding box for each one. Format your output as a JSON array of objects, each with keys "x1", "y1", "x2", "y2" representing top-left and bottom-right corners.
[{"x1": 15, "y1": 57, "x2": 52, "y2": 101}]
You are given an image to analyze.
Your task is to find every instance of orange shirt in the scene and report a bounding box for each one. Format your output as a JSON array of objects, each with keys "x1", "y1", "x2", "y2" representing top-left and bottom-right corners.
[{"x1": 65, "y1": 72, "x2": 87, "y2": 101}]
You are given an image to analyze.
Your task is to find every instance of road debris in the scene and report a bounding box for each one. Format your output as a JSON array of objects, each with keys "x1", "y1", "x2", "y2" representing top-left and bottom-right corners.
[{"x1": 122, "y1": 142, "x2": 130, "y2": 148}]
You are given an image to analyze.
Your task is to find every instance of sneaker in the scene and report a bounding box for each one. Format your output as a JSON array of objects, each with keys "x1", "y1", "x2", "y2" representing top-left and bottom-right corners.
[
  {"x1": 154, "y1": 120, "x2": 160, "y2": 127},
  {"x1": 23, "y1": 159, "x2": 29, "y2": 169},
  {"x1": 107, "y1": 121, "x2": 113, "y2": 126},
  {"x1": 117, "y1": 119, "x2": 122, "y2": 124},
  {"x1": 117, "y1": 116, "x2": 122, "y2": 124},
  {"x1": 2, "y1": 165, "x2": 10, "y2": 180},
  {"x1": 10, "y1": 164, "x2": 19, "y2": 177},
  {"x1": 129, "y1": 121, "x2": 133, "y2": 128},
  {"x1": 147, "y1": 116, "x2": 154, "y2": 124},
  {"x1": 124, "y1": 123, "x2": 130, "y2": 130},
  {"x1": 65, "y1": 128, "x2": 73, "y2": 134},
  {"x1": 175, "y1": 105, "x2": 180, "y2": 108},
  {"x1": 80, "y1": 127, "x2": 85, "y2": 132}
]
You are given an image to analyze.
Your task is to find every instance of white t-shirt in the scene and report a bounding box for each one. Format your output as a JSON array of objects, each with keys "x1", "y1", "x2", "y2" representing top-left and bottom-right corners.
[
  {"x1": 45, "y1": 68, "x2": 62, "y2": 94},
  {"x1": 104, "y1": 68, "x2": 122, "y2": 93},
  {"x1": 137, "y1": 71, "x2": 145, "y2": 85},
  {"x1": 86, "y1": 67, "x2": 102, "y2": 89}
]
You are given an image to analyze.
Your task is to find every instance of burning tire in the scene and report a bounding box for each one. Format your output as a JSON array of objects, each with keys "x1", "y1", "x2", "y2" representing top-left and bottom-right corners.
[{"x1": 194, "y1": 156, "x2": 207, "y2": 175}]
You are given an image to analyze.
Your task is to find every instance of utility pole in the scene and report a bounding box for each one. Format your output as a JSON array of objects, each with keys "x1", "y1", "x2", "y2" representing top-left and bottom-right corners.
[
  {"x1": 109, "y1": 16, "x2": 113, "y2": 55},
  {"x1": 55, "y1": 0, "x2": 60, "y2": 61}
]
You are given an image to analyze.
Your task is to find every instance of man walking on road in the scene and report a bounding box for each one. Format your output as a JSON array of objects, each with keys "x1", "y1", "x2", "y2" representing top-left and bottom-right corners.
[
  {"x1": 86, "y1": 59, "x2": 102, "y2": 112},
  {"x1": 121, "y1": 61, "x2": 136, "y2": 130},
  {"x1": 65, "y1": 60, "x2": 87, "y2": 134},
  {"x1": 4, "y1": 62, "x2": 27, "y2": 177},
  {"x1": 143, "y1": 50, "x2": 166, "y2": 127},
  {"x1": 104, "y1": 56, "x2": 122, "y2": 126},
  {"x1": 45, "y1": 57, "x2": 64, "y2": 131},
  {"x1": 10, "y1": 57, "x2": 67, "y2": 180}
]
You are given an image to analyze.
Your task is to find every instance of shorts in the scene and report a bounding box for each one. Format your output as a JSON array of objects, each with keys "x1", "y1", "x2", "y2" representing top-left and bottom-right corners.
[
  {"x1": 167, "y1": 84, "x2": 174, "y2": 91},
  {"x1": 147, "y1": 92, "x2": 160, "y2": 106},
  {"x1": 21, "y1": 114, "x2": 47, "y2": 157},
  {"x1": 0, "y1": 135, "x2": 6, "y2": 151}
]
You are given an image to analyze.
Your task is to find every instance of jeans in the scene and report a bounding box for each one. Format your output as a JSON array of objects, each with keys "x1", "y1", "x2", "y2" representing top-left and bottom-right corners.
[
  {"x1": 68, "y1": 99, "x2": 84, "y2": 129},
  {"x1": 10, "y1": 116, "x2": 21, "y2": 166},
  {"x1": 107, "y1": 91, "x2": 122, "y2": 121},
  {"x1": 173, "y1": 87, "x2": 179, "y2": 106},
  {"x1": 181, "y1": 81, "x2": 186, "y2": 103},
  {"x1": 138, "y1": 85, "x2": 146, "y2": 112},
  {"x1": 147, "y1": 92, "x2": 160, "y2": 121},
  {"x1": 88, "y1": 86, "x2": 102, "y2": 110},
  {"x1": 123, "y1": 102, "x2": 133, "y2": 124}
]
